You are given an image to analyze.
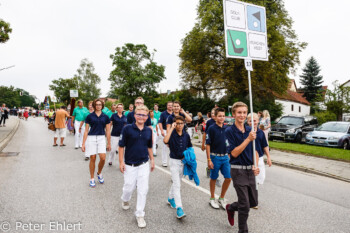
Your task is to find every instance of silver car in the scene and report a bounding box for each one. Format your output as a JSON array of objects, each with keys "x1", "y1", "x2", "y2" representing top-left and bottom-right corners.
[{"x1": 305, "y1": 121, "x2": 350, "y2": 149}]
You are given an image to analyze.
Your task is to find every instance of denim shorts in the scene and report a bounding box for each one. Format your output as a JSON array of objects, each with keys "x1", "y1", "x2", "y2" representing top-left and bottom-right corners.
[{"x1": 210, "y1": 155, "x2": 231, "y2": 180}]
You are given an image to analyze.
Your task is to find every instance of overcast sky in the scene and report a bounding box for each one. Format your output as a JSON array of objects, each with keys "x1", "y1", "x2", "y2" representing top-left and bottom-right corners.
[{"x1": 1, "y1": 0, "x2": 349, "y2": 102}]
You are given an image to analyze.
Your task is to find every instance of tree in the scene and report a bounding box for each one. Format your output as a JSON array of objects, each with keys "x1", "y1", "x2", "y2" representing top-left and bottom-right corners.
[
  {"x1": 49, "y1": 77, "x2": 80, "y2": 105},
  {"x1": 16, "y1": 88, "x2": 36, "y2": 107},
  {"x1": 0, "y1": 86, "x2": 20, "y2": 108},
  {"x1": 0, "y1": 19, "x2": 12, "y2": 43},
  {"x1": 325, "y1": 81, "x2": 350, "y2": 121},
  {"x1": 109, "y1": 43, "x2": 166, "y2": 106},
  {"x1": 300, "y1": 56, "x2": 324, "y2": 103},
  {"x1": 179, "y1": 0, "x2": 306, "y2": 101},
  {"x1": 74, "y1": 58, "x2": 101, "y2": 104}
]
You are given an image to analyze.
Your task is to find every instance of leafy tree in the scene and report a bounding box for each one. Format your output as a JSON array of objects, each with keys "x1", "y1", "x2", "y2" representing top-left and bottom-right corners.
[
  {"x1": 74, "y1": 58, "x2": 101, "y2": 104},
  {"x1": 0, "y1": 19, "x2": 12, "y2": 43},
  {"x1": 15, "y1": 88, "x2": 36, "y2": 107},
  {"x1": 325, "y1": 81, "x2": 350, "y2": 121},
  {"x1": 313, "y1": 111, "x2": 336, "y2": 125},
  {"x1": 300, "y1": 56, "x2": 324, "y2": 103},
  {"x1": 179, "y1": 0, "x2": 306, "y2": 101},
  {"x1": 0, "y1": 86, "x2": 20, "y2": 108},
  {"x1": 109, "y1": 43, "x2": 166, "y2": 106},
  {"x1": 49, "y1": 77, "x2": 80, "y2": 105}
]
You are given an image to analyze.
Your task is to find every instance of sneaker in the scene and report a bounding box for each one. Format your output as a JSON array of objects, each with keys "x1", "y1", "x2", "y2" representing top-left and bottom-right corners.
[
  {"x1": 75, "y1": 147, "x2": 79, "y2": 149},
  {"x1": 176, "y1": 207, "x2": 186, "y2": 219},
  {"x1": 97, "y1": 173, "x2": 104, "y2": 184},
  {"x1": 122, "y1": 201, "x2": 130, "y2": 210},
  {"x1": 252, "y1": 206, "x2": 259, "y2": 209},
  {"x1": 162, "y1": 163, "x2": 168, "y2": 167},
  {"x1": 89, "y1": 179, "x2": 96, "y2": 188},
  {"x1": 153, "y1": 154, "x2": 157, "y2": 157},
  {"x1": 216, "y1": 179, "x2": 222, "y2": 187},
  {"x1": 167, "y1": 198, "x2": 176, "y2": 208},
  {"x1": 209, "y1": 198, "x2": 219, "y2": 209},
  {"x1": 108, "y1": 162, "x2": 112, "y2": 166},
  {"x1": 226, "y1": 204, "x2": 235, "y2": 226},
  {"x1": 85, "y1": 157, "x2": 89, "y2": 161},
  {"x1": 136, "y1": 217, "x2": 146, "y2": 228},
  {"x1": 218, "y1": 198, "x2": 227, "y2": 209}
]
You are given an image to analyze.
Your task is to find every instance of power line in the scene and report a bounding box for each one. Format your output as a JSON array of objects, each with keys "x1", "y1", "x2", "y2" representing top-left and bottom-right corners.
[{"x1": 0, "y1": 65, "x2": 15, "y2": 71}]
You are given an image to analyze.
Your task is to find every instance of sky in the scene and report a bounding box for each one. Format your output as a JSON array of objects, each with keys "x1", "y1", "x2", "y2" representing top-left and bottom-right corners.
[{"x1": 0, "y1": 0, "x2": 349, "y2": 103}]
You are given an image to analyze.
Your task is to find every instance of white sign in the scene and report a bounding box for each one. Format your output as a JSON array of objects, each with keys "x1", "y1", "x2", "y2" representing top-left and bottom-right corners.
[
  {"x1": 51, "y1": 96, "x2": 57, "y2": 103},
  {"x1": 70, "y1": 90, "x2": 78, "y2": 98},
  {"x1": 223, "y1": 0, "x2": 268, "y2": 61}
]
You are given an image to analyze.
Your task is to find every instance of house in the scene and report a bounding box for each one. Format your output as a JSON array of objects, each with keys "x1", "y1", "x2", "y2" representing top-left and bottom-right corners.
[
  {"x1": 341, "y1": 80, "x2": 350, "y2": 121},
  {"x1": 273, "y1": 79, "x2": 311, "y2": 117}
]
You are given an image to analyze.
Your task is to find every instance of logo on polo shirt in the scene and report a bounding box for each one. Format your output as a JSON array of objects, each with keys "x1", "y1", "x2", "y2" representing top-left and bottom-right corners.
[
  {"x1": 226, "y1": 139, "x2": 229, "y2": 147},
  {"x1": 206, "y1": 134, "x2": 209, "y2": 140},
  {"x1": 120, "y1": 134, "x2": 123, "y2": 141}
]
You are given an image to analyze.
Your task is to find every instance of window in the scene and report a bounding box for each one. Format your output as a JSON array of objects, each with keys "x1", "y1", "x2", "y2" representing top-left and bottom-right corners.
[
  {"x1": 299, "y1": 106, "x2": 301, "y2": 112},
  {"x1": 291, "y1": 104, "x2": 294, "y2": 111}
]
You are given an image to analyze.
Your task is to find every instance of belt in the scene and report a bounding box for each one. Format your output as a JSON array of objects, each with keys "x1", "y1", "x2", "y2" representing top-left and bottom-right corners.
[
  {"x1": 210, "y1": 153, "x2": 227, "y2": 157},
  {"x1": 125, "y1": 161, "x2": 148, "y2": 167},
  {"x1": 231, "y1": 165, "x2": 252, "y2": 170}
]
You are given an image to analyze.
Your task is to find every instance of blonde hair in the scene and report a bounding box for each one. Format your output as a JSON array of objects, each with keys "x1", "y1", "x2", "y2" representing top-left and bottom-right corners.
[
  {"x1": 247, "y1": 112, "x2": 259, "y2": 120},
  {"x1": 135, "y1": 97, "x2": 144, "y2": 104},
  {"x1": 197, "y1": 112, "x2": 203, "y2": 118},
  {"x1": 232, "y1": 102, "x2": 248, "y2": 114},
  {"x1": 263, "y1": 110, "x2": 270, "y2": 119},
  {"x1": 116, "y1": 103, "x2": 124, "y2": 108},
  {"x1": 135, "y1": 105, "x2": 149, "y2": 113}
]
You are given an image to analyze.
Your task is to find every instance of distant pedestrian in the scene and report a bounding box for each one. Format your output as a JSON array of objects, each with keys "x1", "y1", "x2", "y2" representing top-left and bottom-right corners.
[
  {"x1": 158, "y1": 101, "x2": 173, "y2": 167},
  {"x1": 82, "y1": 99, "x2": 111, "y2": 188},
  {"x1": 260, "y1": 110, "x2": 271, "y2": 145},
  {"x1": 0, "y1": 104, "x2": 9, "y2": 127},
  {"x1": 195, "y1": 112, "x2": 204, "y2": 143},
  {"x1": 150, "y1": 110, "x2": 159, "y2": 157},
  {"x1": 71, "y1": 100, "x2": 88, "y2": 149},
  {"x1": 127, "y1": 97, "x2": 152, "y2": 130},
  {"x1": 23, "y1": 109, "x2": 29, "y2": 121},
  {"x1": 53, "y1": 106, "x2": 70, "y2": 147},
  {"x1": 80, "y1": 101, "x2": 94, "y2": 161},
  {"x1": 124, "y1": 104, "x2": 134, "y2": 117},
  {"x1": 153, "y1": 103, "x2": 161, "y2": 121}
]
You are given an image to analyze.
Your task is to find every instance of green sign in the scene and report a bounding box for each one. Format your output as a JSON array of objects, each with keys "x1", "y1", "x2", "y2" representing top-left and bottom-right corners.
[{"x1": 226, "y1": 30, "x2": 248, "y2": 57}]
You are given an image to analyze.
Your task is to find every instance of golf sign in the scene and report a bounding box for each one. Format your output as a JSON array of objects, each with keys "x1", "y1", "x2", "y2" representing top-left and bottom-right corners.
[{"x1": 223, "y1": 0, "x2": 268, "y2": 61}]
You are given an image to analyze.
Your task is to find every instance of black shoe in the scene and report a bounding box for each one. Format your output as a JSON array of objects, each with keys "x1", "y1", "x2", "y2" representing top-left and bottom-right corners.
[
  {"x1": 85, "y1": 157, "x2": 89, "y2": 161},
  {"x1": 109, "y1": 162, "x2": 112, "y2": 166}
]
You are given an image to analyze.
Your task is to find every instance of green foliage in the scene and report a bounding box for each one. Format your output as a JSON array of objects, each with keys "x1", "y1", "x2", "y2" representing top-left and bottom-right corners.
[
  {"x1": 179, "y1": 0, "x2": 307, "y2": 100},
  {"x1": 313, "y1": 111, "x2": 336, "y2": 125},
  {"x1": 0, "y1": 86, "x2": 20, "y2": 108},
  {"x1": 0, "y1": 19, "x2": 12, "y2": 43},
  {"x1": 325, "y1": 81, "x2": 350, "y2": 121},
  {"x1": 74, "y1": 58, "x2": 101, "y2": 104},
  {"x1": 300, "y1": 56, "x2": 324, "y2": 103},
  {"x1": 105, "y1": 101, "x2": 113, "y2": 110},
  {"x1": 49, "y1": 77, "x2": 80, "y2": 105},
  {"x1": 109, "y1": 43, "x2": 166, "y2": 106}
]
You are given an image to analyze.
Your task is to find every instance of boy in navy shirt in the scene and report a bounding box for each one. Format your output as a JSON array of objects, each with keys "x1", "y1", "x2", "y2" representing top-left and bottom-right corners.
[
  {"x1": 206, "y1": 108, "x2": 231, "y2": 209},
  {"x1": 164, "y1": 116, "x2": 192, "y2": 219},
  {"x1": 119, "y1": 105, "x2": 155, "y2": 228},
  {"x1": 166, "y1": 101, "x2": 192, "y2": 134},
  {"x1": 158, "y1": 101, "x2": 173, "y2": 167},
  {"x1": 225, "y1": 102, "x2": 259, "y2": 232}
]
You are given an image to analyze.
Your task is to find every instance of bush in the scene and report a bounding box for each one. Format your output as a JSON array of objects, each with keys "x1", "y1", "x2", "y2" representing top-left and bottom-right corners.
[{"x1": 313, "y1": 111, "x2": 336, "y2": 125}]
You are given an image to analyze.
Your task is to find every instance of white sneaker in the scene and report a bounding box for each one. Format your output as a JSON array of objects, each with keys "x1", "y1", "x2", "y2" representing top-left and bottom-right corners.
[
  {"x1": 209, "y1": 199, "x2": 219, "y2": 209},
  {"x1": 218, "y1": 198, "x2": 227, "y2": 209},
  {"x1": 162, "y1": 163, "x2": 168, "y2": 167},
  {"x1": 122, "y1": 201, "x2": 130, "y2": 210},
  {"x1": 136, "y1": 217, "x2": 146, "y2": 228}
]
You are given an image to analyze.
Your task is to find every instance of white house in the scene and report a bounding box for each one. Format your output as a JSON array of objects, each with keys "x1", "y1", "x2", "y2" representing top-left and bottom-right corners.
[{"x1": 274, "y1": 79, "x2": 311, "y2": 117}]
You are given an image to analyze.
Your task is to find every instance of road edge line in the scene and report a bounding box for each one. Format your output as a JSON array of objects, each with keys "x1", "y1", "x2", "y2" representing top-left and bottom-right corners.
[{"x1": 0, "y1": 117, "x2": 20, "y2": 152}]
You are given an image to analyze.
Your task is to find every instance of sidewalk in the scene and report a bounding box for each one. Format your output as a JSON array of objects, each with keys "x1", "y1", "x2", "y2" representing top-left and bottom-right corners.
[
  {"x1": 191, "y1": 136, "x2": 350, "y2": 183},
  {"x1": 0, "y1": 116, "x2": 20, "y2": 152}
]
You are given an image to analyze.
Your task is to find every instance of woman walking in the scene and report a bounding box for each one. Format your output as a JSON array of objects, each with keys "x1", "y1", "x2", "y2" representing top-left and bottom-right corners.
[
  {"x1": 260, "y1": 110, "x2": 271, "y2": 145},
  {"x1": 195, "y1": 112, "x2": 204, "y2": 143},
  {"x1": 150, "y1": 110, "x2": 159, "y2": 157}
]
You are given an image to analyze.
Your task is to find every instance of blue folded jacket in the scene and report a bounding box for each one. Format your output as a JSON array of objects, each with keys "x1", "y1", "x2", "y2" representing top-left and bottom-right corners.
[{"x1": 182, "y1": 147, "x2": 200, "y2": 186}]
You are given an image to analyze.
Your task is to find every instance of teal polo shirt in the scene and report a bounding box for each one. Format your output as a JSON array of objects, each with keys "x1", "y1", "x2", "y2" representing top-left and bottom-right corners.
[
  {"x1": 154, "y1": 110, "x2": 161, "y2": 121},
  {"x1": 102, "y1": 107, "x2": 110, "y2": 115},
  {"x1": 107, "y1": 110, "x2": 117, "y2": 118},
  {"x1": 72, "y1": 107, "x2": 88, "y2": 121}
]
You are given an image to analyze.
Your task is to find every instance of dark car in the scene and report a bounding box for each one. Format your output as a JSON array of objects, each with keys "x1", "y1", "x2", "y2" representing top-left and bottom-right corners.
[
  {"x1": 269, "y1": 115, "x2": 318, "y2": 143},
  {"x1": 224, "y1": 116, "x2": 235, "y2": 126}
]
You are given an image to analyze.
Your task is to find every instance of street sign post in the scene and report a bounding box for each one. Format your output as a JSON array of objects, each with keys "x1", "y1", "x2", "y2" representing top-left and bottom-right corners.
[
  {"x1": 70, "y1": 90, "x2": 78, "y2": 98},
  {"x1": 51, "y1": 96, "x2": 57, "y2": 103},
  {"x1": 223, "y1": 0, "x2": 269, "y2": 190}
]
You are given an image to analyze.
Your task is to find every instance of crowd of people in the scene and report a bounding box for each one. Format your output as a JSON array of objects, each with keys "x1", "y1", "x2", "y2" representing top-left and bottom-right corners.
[{"x1": 45, "y1": 97, "x2": 272, "y2": 232}]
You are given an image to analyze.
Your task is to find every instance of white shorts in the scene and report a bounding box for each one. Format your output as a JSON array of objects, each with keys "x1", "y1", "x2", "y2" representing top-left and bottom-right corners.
[
  {"x1": 54, "y1": 128, "x2": 66, "y2": 138},
  {"x1": 86, "y1": 135, "x2": 106, "y2": 157}
]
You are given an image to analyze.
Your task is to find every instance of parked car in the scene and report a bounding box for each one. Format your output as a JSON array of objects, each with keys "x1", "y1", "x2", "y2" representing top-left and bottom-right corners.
[
  {"x1": 224, "y1": 116, "x2": 235, "y2": 126},
  {"x1": 269, "y1": 115, "x2": 318, "y2": 143},
  {"x1": 305, "y1": 121, "x2": 350, "y2": 149}
]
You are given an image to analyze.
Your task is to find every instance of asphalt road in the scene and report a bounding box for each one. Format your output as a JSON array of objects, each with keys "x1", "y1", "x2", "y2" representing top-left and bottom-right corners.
[{"x1": 0, "y1": 118, "x2": 349, "y2": 233}]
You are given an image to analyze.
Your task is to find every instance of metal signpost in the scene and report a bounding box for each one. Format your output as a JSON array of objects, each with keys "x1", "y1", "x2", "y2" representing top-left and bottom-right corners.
[
  {"x1": 70, "y1": 90, "x2": 79, "y2": 98},
  {"x1": 223, "y1": 0, "x2": 268, "y2": 190}
]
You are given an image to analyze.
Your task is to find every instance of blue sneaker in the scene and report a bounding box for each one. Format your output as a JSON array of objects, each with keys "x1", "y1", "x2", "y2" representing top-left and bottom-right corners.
[
  {"x1": 167, "y1": 198, "x2": 176, "y2": 208},
  {"x1": 89, "y1": 179, "x2": 96, "y2": 188},
  {"x1": 176, "y1": 207, "x2": 186, "y2": 219},
  {"x1": 97, "y1": 173, "x2": 104, "y2": 184}
]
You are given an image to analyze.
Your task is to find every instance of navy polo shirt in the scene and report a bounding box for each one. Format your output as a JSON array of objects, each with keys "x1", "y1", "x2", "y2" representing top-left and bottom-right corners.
[
  {"x1": 256, "y1": 129, "x2": 268, "y2": 157},
  {"x1": 168, "y1": 129, "x2": 192, "y2": 160},
  {"x1": 85, "y1": 112, "x2": 110, "y2": 136},
  {"x1": 205, "y1": 118, "x2": 216, "y2": 133},
  {"x1": 110, "y1": 113, "x2": 127, "y2": 137},
  {"x1": 225, "y1": 124, "x2": 254, "y2": 166},
  {"x1": 126, "y1": 111, "x2": 151, "y2": 126},
  {"x1": 166, "y1": 113, "x2": 186, "y2": 126},
  {"x1": 158, "y1": 110, "x2": 172, "y2": 130},
  {"x1": 206, "y1": 124, "x2": 227, "y2": 154},
  {"x1": 119, "y1": 123, "x2": 152, "y2": 164}
]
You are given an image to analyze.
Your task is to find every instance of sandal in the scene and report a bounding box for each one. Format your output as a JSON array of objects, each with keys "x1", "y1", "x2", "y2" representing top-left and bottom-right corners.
[
  {"x1": 60, "y1": 144, "x2": 66, "y2": 147},
  {"x1": 53, "y1": 144, "x2": 58, "y2": 147}
]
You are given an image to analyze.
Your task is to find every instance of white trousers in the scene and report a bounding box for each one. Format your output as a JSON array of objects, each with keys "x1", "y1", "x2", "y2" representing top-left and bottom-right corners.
[
  {"x1": 256, "y1": 157, "x2": 266, "y2": 185},
  {"x1": 169, "y1": 158, "x2": 183, "y2": 208},
  {"x1": 197, "y1": 129, "x2": 202, "y2": 143},
  {"x1": 152, "y1": 131, "x2": 158, "y2": 156},
  {"x1": 187, "y1": 127, "x2": 194, "y2": 139},
  {"x1": 121, "y1": 162, "x2": 150, "y2": 217},
  {"x1": 160, "y1": 129, "x2": 169, "y2": 165},
  {"x1": 74, "y1": 121, "x2": 85, "y2": 147},
  {"x1": 108, "y1": 136, "x2": 120, "y2": 164}
]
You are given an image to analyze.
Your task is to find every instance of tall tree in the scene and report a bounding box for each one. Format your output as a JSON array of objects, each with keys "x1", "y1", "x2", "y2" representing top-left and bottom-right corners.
[
  {"x1": 300, "y1": 56, "x2": 324, "y2": 102},
  {"x1": 74, "y1": 58, "x2": 101, "y2": 104},
  {"x1": 179, "y1": 0, "x2": 306, "y2": 100},
  {"x1": 109, "y1": 43, "x2": 166, "y2": 106},
  {"x1": 49, "y1": 77, "x2": 80, "y2": 105},
  {"x1": 0, "y1": 86, "x2": 20, "y2": 108},
  {"x1": 325, "y1": 81, "x2": 350, "y2": 121},
  {"x1": 16, "y1": 88, "x2": 36, "y2": 107},
  {"x1": 0, "y1": 19, "x2": 12, "y2": 43}
]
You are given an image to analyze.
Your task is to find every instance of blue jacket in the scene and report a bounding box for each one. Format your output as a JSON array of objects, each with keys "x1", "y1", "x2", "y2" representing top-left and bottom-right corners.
[{"x1": 182, "y1": 147, "x2": 200, "y2": 186}]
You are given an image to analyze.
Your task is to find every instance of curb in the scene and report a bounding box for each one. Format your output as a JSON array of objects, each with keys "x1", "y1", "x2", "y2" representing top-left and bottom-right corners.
[
  {"x1": 0, "y1": 118, "x2": 20, "y2": 152},
  {"x1": 192, "y1": 144, "x2": 350, "y2": 184}
]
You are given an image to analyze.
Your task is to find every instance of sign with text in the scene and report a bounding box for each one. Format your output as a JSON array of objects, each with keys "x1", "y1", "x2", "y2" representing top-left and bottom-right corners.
[
  {"x1": 51, "y1": 96, "x2": 57, "y2": 103},
  {"x1": 223, "y1": 0, "x2": 268, "y2": 61},
  {"x1": 70, "y1": 90, "x2": 78, "y2": 98}
]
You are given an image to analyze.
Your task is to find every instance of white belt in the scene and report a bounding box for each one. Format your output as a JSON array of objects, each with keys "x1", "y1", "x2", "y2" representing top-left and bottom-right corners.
[
  {"x1": 210, "y1": 153, "x2": 227, "y2": 157},
  {"x1": 231, "y1": 165, "x2": 252, "y2": 170}
]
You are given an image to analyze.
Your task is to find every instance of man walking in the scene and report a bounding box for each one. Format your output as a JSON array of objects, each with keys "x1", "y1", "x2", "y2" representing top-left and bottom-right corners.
[
  {"x1": 124, "y1": 104, "x2": 134, "y2": 117},
  {"x1": 158, "y1": 101, "x2": 173, "y2": 167},
  {"x1": 71, "y1": 100, "x2": 88, "y2": 149},
  {"x1": 53, "y1": 106, "x2": 70, "y2": 147}
]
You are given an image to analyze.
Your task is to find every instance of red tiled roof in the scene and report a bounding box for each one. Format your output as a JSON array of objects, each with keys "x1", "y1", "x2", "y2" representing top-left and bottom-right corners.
[{"x1": 274, "y1": 90, "x2": 310, "y2": 105}]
